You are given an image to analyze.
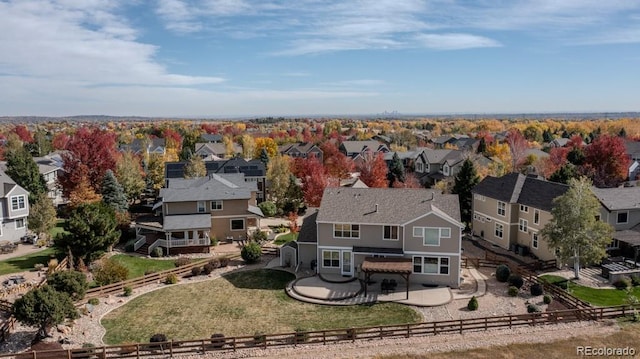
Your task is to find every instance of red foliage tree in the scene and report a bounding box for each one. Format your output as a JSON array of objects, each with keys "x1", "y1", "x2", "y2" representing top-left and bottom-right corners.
[
  {"x1": 320, "y1": 141, "x2": 354, "y2": 179},
  {"x1": 392, "y1": 172, "x2": 422, "y2": 188},
  {"x1": 540, "y1": 147, "x2": 569, "y2": 178},
  {"x1": 162, "y1": 128, "x2": 182, "y2": 151},
  {"x1": 357, "y1": 151, "x2": 388, "y2": 188},
  {"x1": 13, "y1": 125, "x2": 33, "y2": 143},
  {"x1": 584, "y1": 134, "x2": 629, "y2": 188},
  {"x1": 505, "y1": 128, "x2": 529, "y2": 171},
  {"x1": 52, "y1": 132, "x2": 70, "y2": 150},
  {"x1": 299, "y1": 156, "x2": 328, "y2": 207},
  {"x1": 288, "y1": 212, "x2": 299, "y2": 235},
  {"x1": 59, "y1": 127, "x2": 119, "y2": 199},
  {"x1": 200, "y1": 123, "x2": 219, "y2": 134}
]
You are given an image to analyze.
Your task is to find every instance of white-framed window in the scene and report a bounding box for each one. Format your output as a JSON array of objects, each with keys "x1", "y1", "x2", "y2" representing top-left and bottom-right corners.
[
  {"x1": 607, "y1": 239, "x2": 619, "y2": 249},
  {"x1": 532, "y1": 232, "x2": 538, "y2": 249},
  {"x1": 520, "y1": 205, "x2": 528, "y2": 213},
  {"x1": 495, "y1": 223, "x2": 503, "y2": 238},
  {"x1": 443, "y1": 164, "x2": 450, "y2": 176},
  {"x1": 230, "y1": 219, "x2": 245, "y2": 231},
  {"x1": 497, "y1": 201, "x2": 506, "y2": 216},
  {"x1": 383, "y1": 225, "x2": 399, "y2": 241},
  {"x1": 474, "y1": 194, "x2": 486, "y2": 201},
  {"x1": 11, "y1": 195, "x2": 26, "y2": 211},
  {"x1": 416, "y1": 162, "x2": 424, "y2": 173},
  {"x1": 15, "y1": 218, "x2": 25, "y2": 229},
  {"x1": 197, "y1": 201, "x2": 206, "y2": 213},
  {"x1": 414, "y1": 227, "x2": 450, "y2": 246},
  {"x1": 617, "y1": 211, "x2": 629, "y2": 224},
  {"x1": 534, "y1": 209, "x2": 540, "y2": 225},
  {"x1": 334, "y1": 224, "x2": 359, "y2": 238},
  {"x1": 211, "y1": 200, "x2": 223, "y2": 211},
  {"x1": 322, "y1": 250, "x2": 340, "y2": 268},
  {"x1": 412, "y1": 256, "x2": 450, "y2": 275},
  {"x1": 519, "y1": 219, "x2": 528, "y2": 233}
]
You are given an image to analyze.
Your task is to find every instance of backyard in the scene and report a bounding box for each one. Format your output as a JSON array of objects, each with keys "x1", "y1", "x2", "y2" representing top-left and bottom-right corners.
[
  {"x1": 0, "y1": 247, "x2": 57, "y2": 276},
  {"x1": 109, "y1": 254, "x2": 176, "y2": 279},
  {"x1": 540, "y1": 274, "x2": 640, "y2": 307},
  {"x1": 101, "y1": 269, "x2": 420, "y2": 344}
]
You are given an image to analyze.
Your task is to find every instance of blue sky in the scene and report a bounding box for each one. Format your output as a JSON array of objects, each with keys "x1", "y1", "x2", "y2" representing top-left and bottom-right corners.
[{"x1": 1, "y1": 0, "x2": 639, "y2": 117}]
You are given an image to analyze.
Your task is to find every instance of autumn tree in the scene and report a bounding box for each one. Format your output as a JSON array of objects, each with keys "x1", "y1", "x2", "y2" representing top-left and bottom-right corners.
[
  {"x1": 27, "y1": 192, "x2": 57, "y2": 243},
  {"x1": 222, "y1": 135, "x2": 236, "y2": 157},
  {"x1": 583, "y1": 134, "x2": 629, "y2": 188},
  {"x1": 5, "y1": 146, "x2": 47, "y2": 203},
  {"x1": 183, "y1": 155, "x2": 207, "y2": 178},
  {"x1": 241, "y1": 134, "x2": 255, "y2": 159},
  {"x1": 254, "y1": 137, "x2": 278, "y2": 159},
  {"x1": 146, "y1": 153, "x2": 166, "y2": 191},
  {"x1": 101, "y1": 170, "x2": 128, "y2": 212},
  {"x1": 266, "y1": 154, "x2": 291, "y2": 210},
  {"x1": 13, "y1": 125, "x2": 33, "y2": 143},
  {"x1": 115, "y1": 151, "x2": 146, "y2": 204},
  {"x1": 68, "y1": 175, "x2": 102, "y2": 208},
  {"x1": 357, "y1": 151, "x2": 388, "y2": 188},
  {"x1": 51, "y1": 132, "x2": 70, "y2": 151},
  {"x1": 179, "y1": 127, "x2": 202, "y2": 161},
  {"x1": 540, "y1": 177, "x2": 613, "y2": 279},
  {"x1": 299, "y1": 156, "x2": 328, "y2": 207},
  {"x1": 505, "y1": 128, "x2": 529, "y2": 172},
  {"x1": 320, "y1": 141, "x2": 354, "y2": 179},
  {"x1": 162, "y1": 128, "x2": 182, "y2": 162}
]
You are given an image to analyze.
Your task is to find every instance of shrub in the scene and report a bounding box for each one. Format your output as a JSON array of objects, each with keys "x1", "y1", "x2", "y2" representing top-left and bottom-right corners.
[
  {"x1": 467, "y1": 296, "x2": 479, "y2": 311},
  {"x1": 253, "y1": 332, "x2": 266, "y2": 345},
  {"x1": 191, "y1": 266, "x2": 202, "y2": 276},
  {"x1": 174, "y1": 257, "x2": 191, "y2": 267},
  {"x1": 294, "y1": 328, "x2": 309, "y2": 343},
  {"x1": 47, "y1": 270, "x2": 88, "y2": 301},
  {"x1": 149, "y1": 334, "x2": 168, "y2": 349},
  {"x1": 508, "y1": 286, "x2": 519, "y2": 297},
  {"x1": 527, "y1": 304, "x2": 540, "y2": 313},
  {"x1": 556, "y1": 280, "x2": 568, "y2": 290},
  {"x1": 123, "y1": 286, "x2": 132, "y2": 297},
  {"x1": 631, "y1": 275, "x2": 640, "y2": 287},
  {"x1": 543, "y1": 294, "x2": 553, "y2": 304},
  {"x1": 88, "y1": 298, "x2": 99, "y2": 306},
  {"x1": 210, "y1": 236, "x2": 219, "y2": 246},
  {"x1": 252, "y1": 230, "x2": 267, "y2": 243},
  {"x1": 219, "y1": 257, "x2": 230, "y2": 267},
  {"x1": 496, "y1": 264, "x2": 511, "y2": 282},
  {"x1": 613, "y1": 277, "x2": 632, "y2": 290},
  {"x1": 203, "y1": 264, "x2": 214, "y2": 275},
  {"x1": 124, "y1": 240, "x2": 136, "y2": 252},
  {"x1": 508, "y1": 274, "x2": 524, "y2": 289},
  {"x1": 346, "y1": 328, "x2": 356, "y2": 340},
  {"x1": 165, "y1": 273, "x2": 178, "y2": 284},
  {"x1": 151, "y1": 247, "x2": 163, "y2": 258},
  {"x1": 209, "y1": 258, "x2": 221, "y2": 269},
  {"x1": 530, "y1": 283, "x2": 544, "y2": 296},
  {"x1": 210, "y1": 333, "x2": 226, "y2": 348},
  {"x1": 258, "y1": 201, "x2": 277, "y2": 217},
  {"x1": 93, "y1": 258, "x2": 129, "y2": 286},
  {"x1": 241, "y1": 242, "x2": 262, "y2": 264}
]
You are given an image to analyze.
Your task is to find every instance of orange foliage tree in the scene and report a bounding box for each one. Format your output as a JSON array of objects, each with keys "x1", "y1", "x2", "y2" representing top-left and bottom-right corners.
[{"x1": 357, "y1": 151, "x2": 388, "y2": 188}]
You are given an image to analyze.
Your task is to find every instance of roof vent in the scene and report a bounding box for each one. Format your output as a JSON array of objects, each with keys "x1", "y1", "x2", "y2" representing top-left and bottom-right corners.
[{"x1": 375, "y1": 204, "x2": 378, "y2": 213}]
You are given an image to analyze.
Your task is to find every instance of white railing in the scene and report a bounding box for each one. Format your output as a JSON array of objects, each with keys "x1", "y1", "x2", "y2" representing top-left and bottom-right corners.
[
  {"x1": 133, "y1": 235, "x2": 146, "y2": 252},
  {"x1": 147, "y1": 239, "x2": 164, "y2": 255},
  {"x1": 167, "y1": 237, "x2": 210, "y2": 247}
]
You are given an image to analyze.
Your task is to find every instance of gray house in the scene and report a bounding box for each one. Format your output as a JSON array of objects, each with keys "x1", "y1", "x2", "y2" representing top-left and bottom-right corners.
[
  {"x1": 0, "y1": 170, "x2": 30, "y2": 243},
  {"x1": 593, "y1": 186, "x2": 640, "y2": 258}
]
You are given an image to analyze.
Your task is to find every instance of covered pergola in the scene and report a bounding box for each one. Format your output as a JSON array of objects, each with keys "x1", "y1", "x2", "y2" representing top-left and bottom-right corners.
[{"x1": 361, "y1": 257, "x2": 413, "y2": 299}]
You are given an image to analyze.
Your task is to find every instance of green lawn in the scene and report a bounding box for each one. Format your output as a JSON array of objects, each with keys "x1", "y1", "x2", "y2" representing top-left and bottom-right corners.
[
  {"x1": 102, "y1": 269, "x2": 421, "y2": 344},
  {"x1": 273, "y1": 232, "x2": 297, "y2": 245},
  {"x1": 109, "y1": 254, "x2": 176, "y2": 279},
  {"x1": 0, "y1": 247, "x2": 57, "y2": 275},
  {"x1": 540, "y1": 274, "x2": 640, "y2": 307},
  {"x1": 49, "y1": 219, "x2": 69, "y2": 239}
]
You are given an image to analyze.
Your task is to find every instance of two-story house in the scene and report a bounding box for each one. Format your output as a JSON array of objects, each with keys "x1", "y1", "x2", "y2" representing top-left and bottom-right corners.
[
  {"x1": 194, "y1": 142, "x2": 242, "y2": 160},
  {"x1": 414, "y1": 149, "x2": 465, "y2": 186},
  {"x1": 297, "y1": 187, "x2": 463, "y2": 288},
  {"x1": 34, "y1": 156, "x2": 65, "y2": 206},
  {"x1": 592, "y1": 186, "x2": 640, "y2": 259},
  {"x1": 278, "y1": 143, "x2": 323, "y2": 162},
  {"x1": 134, "y1": 173, "x2": 263, "y2": 255},
  {"x1": 471, "y1": 173, "x2": 569, "y2": 261},
  {"x1": 339, "y1": 140, "x2": 389, "y2": 164},
  {"x1": 0, "y1": 170, "x2": 29, "y2": 243},
  {"x1": 119, "y1": 137, "x2": 166, "y2": 156}
]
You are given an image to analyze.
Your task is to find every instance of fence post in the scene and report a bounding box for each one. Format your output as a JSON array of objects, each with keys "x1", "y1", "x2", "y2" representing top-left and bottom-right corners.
[
  {"x1": 232, "y1": 337, "x2": 236, "y2": 351},
  {"x1": 484, "y1": 317, "x2": 488, "y2": 330},
  {"x1": 323, "y1": 331, "x2": 326, "y2": 345},
  {"x1": 170, "y1": 340, "x2": 174, "y2": 356},
  {"x1": 406, "y1": 324, "x2": 411, "y2": 338},
  {"x1": 67, "y1": 348, "x2": 71, "y2": 359},
  {"x1": 201, "y1": 339, "x2": 206, "y2": 353},
  {"x1": 433, "y1": 322, "x2": 437, "y2": 335},
  {"x1": 136, "y1": 344, "x2": 140, "y2": 359},
  {"x1": 532, "y1": 314, "x2": 536, "y2": 326}
]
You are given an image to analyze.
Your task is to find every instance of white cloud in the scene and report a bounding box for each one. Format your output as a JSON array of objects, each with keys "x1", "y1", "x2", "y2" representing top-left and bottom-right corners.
[{"x1": 415, "y1": 33, "x2": 502, "y2": 50}]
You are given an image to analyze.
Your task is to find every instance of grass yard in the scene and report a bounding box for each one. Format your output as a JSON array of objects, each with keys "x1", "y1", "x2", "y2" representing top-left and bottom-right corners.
[
  {"x1": 0, "y1": 247, "x2": 57, "y2": 275},
  {"x1": 102, "y1": 269, "x2": 421, "y2": 344},
  {"x1": 109, "y1": 254, "x2": 176, "y2": 279},
  {"x1": 540, "y1": 274, "x2": 640, "y2": 307},
  {"x1": 273, "y1": 232, "x2": 297, "y2": 245},
  {"x1": 49, "y1": 219, "x2": 69, "y2": 239}
]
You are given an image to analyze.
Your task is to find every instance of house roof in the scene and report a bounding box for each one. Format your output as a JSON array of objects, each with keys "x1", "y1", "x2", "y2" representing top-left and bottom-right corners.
[
  {"x1": 160, "y1": 173, "x2": 255, "y2": 202},
  {"x1": 316, "y1": 187, "x2": 461, "y2": 226},
  {"x1": 164, "y1": 214, "x2": 211, "y2": 231},
  {"x1": 194, "y1": 142, "x2": 242, "y2": 156},
  {"x1": 165, "y1": 157, "x2": 266, "y2": 179},
  {"x1": 361, "y1": 257, "x2": 413, "y2": 274},
  {"x1": 201, "y1": 133, "x2": 223, "y2": 143},
  {"x1": 0, "y1": 169, "x2": 20, "y2": 197},
  {"x1": 421, "y1": 149, "x2": 460, "y2": 164},
  {"x1": 280, "y1": 142, "x2": 319, "y2": 154},
  {"x1": 473, "y1": 173, "x2": 569, "y2": 211},
  {"x1": 593, "y1": 187, "x2": 640, "y2": 211},
  {"x1": 341, "y1": 140, "x2": 385, "y2": 154},
  {"x1": 297, "y1": 208, "x2": 319, "y2": 243}
]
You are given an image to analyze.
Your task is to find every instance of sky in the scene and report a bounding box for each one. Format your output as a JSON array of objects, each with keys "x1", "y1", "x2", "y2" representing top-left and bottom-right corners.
[{"x1": 1, "y1": 0, "x2": 640, "y2": 118}]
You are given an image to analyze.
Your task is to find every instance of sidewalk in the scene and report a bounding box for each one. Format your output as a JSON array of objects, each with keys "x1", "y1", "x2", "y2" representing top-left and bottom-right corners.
[{"x1": 0, "y1": 244, "x2": 49, "y2": 262}]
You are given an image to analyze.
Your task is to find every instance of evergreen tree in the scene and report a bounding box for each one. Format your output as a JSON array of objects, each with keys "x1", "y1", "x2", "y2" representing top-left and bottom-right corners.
[
  {"x1": 619, "y1": 127, "x2": 627, "y2": 138},
  {"x1": 542, "y1": 129, "x2": 554, "y2": 143},
  {"x1": 28, "y1": 192, "x2": 57, "y2": 242},
  {"x1": 259, "y1": 148, "x2": 270, "y2": 167},
  {"x1": 283, "y1": 174, "x2": 304, "y2": 214},
  {"x1": 12, "y1": 285, "x2": 78, "y2": 340},
  {"x1": 477, "y1": 137, "x2": 487, "y2": 154},
  {"x1": 452, "y1": 158, "x2": 480, "y2": 225},
  {"x1": 5, "y1": 146, "x2": 47, "y2": 203},
  {"x1": 101, "y1": 170, "x2": 128, "y2": 212},
  {"x1": 549, "y1": 164, "x2": 578, "y2": 185},
  {"x1": 387, "y1": 152, "x2": 406, "y2": 187},
  {"x1": 183, "y1": 155, "x2": 207, "y2": 178}
]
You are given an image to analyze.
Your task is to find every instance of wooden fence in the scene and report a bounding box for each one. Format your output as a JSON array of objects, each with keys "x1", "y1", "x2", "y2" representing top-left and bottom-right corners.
[{"x1": 1, "y1": 305, "x2": 638, "y2": 359}]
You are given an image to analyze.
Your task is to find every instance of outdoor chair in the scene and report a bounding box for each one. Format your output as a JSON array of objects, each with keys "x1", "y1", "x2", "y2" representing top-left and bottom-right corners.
[
  {"x1": 389, "y1": 279, "x2": 398, "y2": 291},
  {"x1": 381, "y1": 279, "x2": 390, "y2": 294}
]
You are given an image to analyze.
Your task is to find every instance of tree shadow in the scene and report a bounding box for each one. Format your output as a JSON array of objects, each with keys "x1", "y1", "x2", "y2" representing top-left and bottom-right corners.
[{"x1": 222, "y1": 269, "x2": 295, "y2": 290}]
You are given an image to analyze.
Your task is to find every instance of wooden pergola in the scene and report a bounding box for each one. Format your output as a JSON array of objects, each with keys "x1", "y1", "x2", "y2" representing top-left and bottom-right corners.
[{"x1": 361, "y1": 257, "x2": 413, "y2": 299}]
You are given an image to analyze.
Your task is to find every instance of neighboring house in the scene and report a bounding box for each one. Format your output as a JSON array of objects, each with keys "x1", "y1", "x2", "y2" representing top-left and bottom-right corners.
[
  {"x1": 0, "y1": 170, "x2": 29, "y2": 243},
  {"x1": 547, "y1": 138, "x2": 571, "y2": 148},
  {"x1": 471, "y1": 173, "x2": 569, "y2": 262},
  {"x1": 339, "y1": 140, "x2": 389, "y2": 159},
  {"x1": 200, "y1": 133, "x2": 224, "y2": 143},
  {"x1": 165, "y1": 157, "x2": 267, "y2": 203},
  {"x1": 592, "y1": 186, "x2": 640, "y2": 258},
  {"x1": 135, "y1": 173, "x2": 263, "y2": 255},
  {"x1": 279, "y1": 142, "x2": 323, "y2": 162},
  {"x1": 413, "y1": 149, "x2": 465, "y2": 186},
  {"x1": 297, "y1": 187, "x2": 463, "y2": 288},
  {"x1": 119, "y1": 137, "x2": 166, "y2": 155},
  {"x1": 625, "y1": 140, "x2": 640, "y2": 163},
  {"x1": 34, "y1": 156, "x2": 65, "y2": 206},
  {"x1": 194, "y1": 142, "x2": 242, "y2": 160}
]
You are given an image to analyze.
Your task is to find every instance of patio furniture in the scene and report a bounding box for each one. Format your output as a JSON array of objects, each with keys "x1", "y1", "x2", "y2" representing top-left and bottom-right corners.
[
  {"x1": 389, "y1": 279, "x2": 398, "y2": 291},
  {"x1": 381, "y1": 279, "x2": 390, "y2": 294}
]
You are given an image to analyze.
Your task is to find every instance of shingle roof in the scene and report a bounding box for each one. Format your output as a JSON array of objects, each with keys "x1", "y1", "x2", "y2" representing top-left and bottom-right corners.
[
  {"x1": 317, "y1": 188, "x2": 461, "y2": 226},
  {"x1": 518, "y1": 176, "x2": 569, "y2": 212},
  {"x1": 473, "y1": 173, "x2": 569, "y2": 211},
  {"x1": 164, "y1": 214, "x2": 211, "y2": 231},
  {"x1": 297, "y1": 208, "x2": 319, "y2": 243},
  {"x1": 160, "y1": 173, "x2": 255, "y2": 202},
  {"x1": 593, "y1": 187, "x2": 640, "y2": 211},
  {"x1": 0, "y1": 169, "x2": 18, "y2": 197},
  {"x1": 341, "y1": 140, "x2": 384, "y2": 154},
  {"x1": 421, "y1": 149, "x2": 458, "y2": 164},
  {"x1": 165, "y1": 158, "x2": 265, "y2": 179},
  {"x1": 472, "y1": 173, "x2": 522, "y2": 203},
  {"x1": 201, "y1": 133, "x2": 223, "y2": 143}
]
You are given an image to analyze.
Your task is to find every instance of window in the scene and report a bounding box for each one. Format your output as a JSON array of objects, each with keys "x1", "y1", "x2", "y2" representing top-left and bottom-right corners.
[
  {"x1": 383, "y1": 226, "x2": 399, "y2": 240},
  {"x1": 520, "y1": 205, "x2": 529, "y2": 213},
  {"x1": 412, "y1": 256, "x2": 450, "y2": 275},
  {"x1": 197, "y1": 201, "x2": 206, "y2": 213},
  {"x1": 440, "y1": 257, "x2": 449, "y2": 274},
  {"x1": 230, "y1": 219, "x2": 245, "y2": 231},
  {"x1": 519, "y1": 219, "x2": 528, "y2": 233},
  {"x1": 534, "y1": 209, "x2": 540, "y2": 225},
  {"x1": 416, "y1": 162, "x2": 424, "y2": 173},
  {"x1": 424, "y1": 257, "x2": 438, "y2": 273},
  {"x1": 595, "y1": 214, "x2": 601, "y2": 221},
  {"x1": 532, "y1": 232, "x2": 538, "y2": 249},
  {"x1": 334, "y1": 224, "x2": 359, "y2": 238},
  {"x1": 497, "y1": 201, "x2": 506, "y2": 216},
  {"x1": 211, "y1": 200, "x2": 223, "y2": 211},
  {"x1": 495, "y1": 223, "x2": 503, "y2": 238},
  {"x1": 443, "y1": 164, "x2": 450, "y2": 176},
  {"x1": 607, "y1": 239, "x2": 619, "y2": 249},
  {"x1": 322, "y1": 250, "x2": 340, "y2": 268},
  {"x1": 414, "y1": 227, "x2": 450, "y2": 246},
  {"x1": 474, "y1": 194, "x2": 485, "y2": 201},
  {"x1": 617, "y1": 211, "x2": 629, "y2": 224},
  {"x1": 11, "y1": 195, "x2": 26, "y2": 211},
  {"x1": 15, "y1": 218, "x2": 25, "y2": 229}
]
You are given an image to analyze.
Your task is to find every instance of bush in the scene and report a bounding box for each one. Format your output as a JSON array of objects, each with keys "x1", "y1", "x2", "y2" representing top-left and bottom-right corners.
[
  {"x1": 241, "y1": 242, "x2": 262, "y2": 264},
  {"x1": 294, "y1": 328, "x2": 309, "y2": 343},
  {"x1": 346, "y1": 328, "x2": 357, "y2": 340},
  {"x1": 123, "y1": 286, "x2": 132, "y2": 297},
  {"x1": 258, "y1": 201, "x2": 277, "y2": 217},
  {"x1": 496, "y1": 264, "x2": 511, "y2": 282},
  {"x1": 149, "y1": 334, "x2": 168, "y2": 349},
  {"x1": 543, "y1": 294, "x2": 553, "y2": 304},
  {"x1": 47, "y1": 271, "x2": 88, "y2": 301},
  {"x1": 613, "y1": 277, "x2": 632, "y2": 290},
  {"x1": 252, "y1": 231, "x2": 267, "y2": 243},
  {"x1": 165, "y1": 273, "x2": 178, "y2": 284},
  {"x1": 631, "y1": 275, "x2": 640, "y2": 287},
  {"x1": 203, "y1": 264, "x2": 214, "y2": 275},
  {"x1": 219, "y1": 257, "x2": 230, "y2": 267},
  {"x1": 191, "y1": 266, "x2": 202, "y2": 276},
  {"x1": 88, "y1": 298, "x2": 99, "y2": 306},
  {"x1": 124, "y1": 240, "x2": 136, "y2": 252},
  {"x1": 253, "y1": 332, "x2": 266, "y2": 345},
  {"x1": 174, "y1": 258, "x2": 191, "y2": 267},
  {"x1": 508, "y1": 286, "x2": 519, "y2": 297},
  {"x1": 508, "y1": 274, "x2": 524, "y2": 289},
  {"x1": 527, "y1": 304, "x2": 540, "y2": 313},
  {"x1": 93, "y1": 258, "x2": 129, "y2": 286},
  {"x1": 211, "y1": 236, "x2": 219, "y2": 246},
  {"x1": 467, "y1": 296, "x2": 478, "y2": 311},
  {"x1": 151, "y1": 247, "x2": 163, "y2": 258},
  {"x1": 530, "y1": 283, "x2": 544, "y2": 296},
  {"x1": 209, "y1": 258, "x2": 221, "y2": 269},
  {"x1": 555, "y1": 280, "x2": 568, "y2": 290},
  {"x1": 210, "y1": 333, "x2": 226, "y2": 348}
]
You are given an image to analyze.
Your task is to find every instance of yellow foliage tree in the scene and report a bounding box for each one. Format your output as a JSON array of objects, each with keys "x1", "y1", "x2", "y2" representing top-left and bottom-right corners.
[{"x1": 254, "y1": 137, "x2": 278, "y2": 159}]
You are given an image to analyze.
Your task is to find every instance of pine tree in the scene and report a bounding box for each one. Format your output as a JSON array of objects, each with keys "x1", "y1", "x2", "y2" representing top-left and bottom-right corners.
[
  {"x1": 5, "y1": 146, "x2": 47, "y2": 203},
  {"x1": 259, "y1": 148, "x2": 270, "y2": 167},
  {"x1": 387, "y1": 152, "x2": 406, "y2": 187},
  {"x1": 12, "y1": 285, "x2": 78, "y2": 340},
  {"x1": 183, "y1": 155, "x2": 207, "y2": 178},
  {"x1": 452, "y1": 159, "x2": 480, "y2": 225},
  {"x1": 101, "y1": 170, "x2": 128, "y2": 212}
]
